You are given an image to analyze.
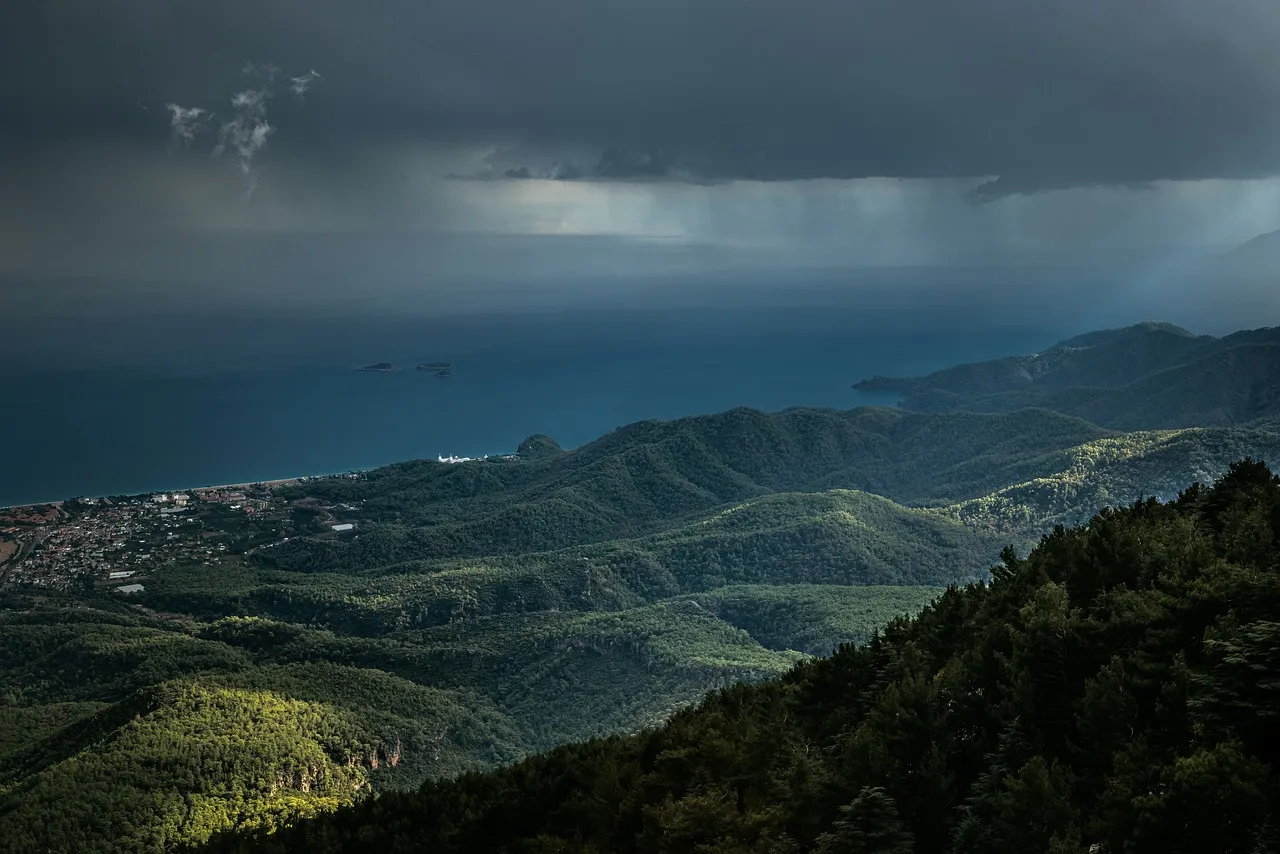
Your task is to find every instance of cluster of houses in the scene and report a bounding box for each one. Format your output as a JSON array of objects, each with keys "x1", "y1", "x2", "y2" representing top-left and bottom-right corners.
[{"x1": 4, "y1": 479, "x2": 363, "y2": 594}]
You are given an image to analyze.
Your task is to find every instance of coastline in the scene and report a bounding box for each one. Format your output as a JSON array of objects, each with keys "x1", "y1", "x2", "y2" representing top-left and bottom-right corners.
[
  {"x1": 190, "y1": 477, "x2": 308, "y2": 492},
  {"x1": 0, "y1": 449, "x2": 512, "y2": 512},
  {"x1": 0, "y1": 471, "x2": 367, "y2": 513}
]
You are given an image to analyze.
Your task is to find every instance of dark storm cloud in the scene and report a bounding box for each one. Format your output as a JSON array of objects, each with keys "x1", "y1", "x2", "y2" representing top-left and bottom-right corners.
[{"x1": 4, "y1": 0, "x2": 1280, "y2": 194}]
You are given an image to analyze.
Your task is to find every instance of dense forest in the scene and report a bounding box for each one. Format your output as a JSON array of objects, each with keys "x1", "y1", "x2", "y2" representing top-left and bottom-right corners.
[
  {"x1": 4, "y1": 323, "x2": 1280, "y2": 851},
  {"x1": 0, "y1": 581, "x2": 939, "y2": 852},
  {"x1": 204, "y1": 458, "x2": 1280, "y2": 853}
]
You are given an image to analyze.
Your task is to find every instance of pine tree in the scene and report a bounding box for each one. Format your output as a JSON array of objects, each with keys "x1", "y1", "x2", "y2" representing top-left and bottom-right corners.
[{"x1": 813, "y1": 786, "x2": 913, "y2": 854}]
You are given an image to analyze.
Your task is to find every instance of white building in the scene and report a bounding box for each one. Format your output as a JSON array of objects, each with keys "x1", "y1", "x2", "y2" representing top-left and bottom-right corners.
[
  {"x1": 108, "y1": 571, "x2": 135, "y2": 580},
  {"x1": 114, "y1": 584, "x2": 145, "y2": 595},
  {"x1": 331, "y1": 523, "x2": 355, "y2": 532}
]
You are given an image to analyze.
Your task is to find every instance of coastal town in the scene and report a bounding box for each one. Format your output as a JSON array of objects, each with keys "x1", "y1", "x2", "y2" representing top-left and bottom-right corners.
[{"x1": 0, "y1": 476, "x2": 364, "y2": 592}]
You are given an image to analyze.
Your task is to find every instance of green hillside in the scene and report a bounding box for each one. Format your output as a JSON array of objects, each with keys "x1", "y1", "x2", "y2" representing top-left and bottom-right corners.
[
  {"x1": 948, "y1": 426, "x2": 1280, "y2": 537},
  {"x1": 202, "y1": 459, "x2": 1280, "y2": 854},
  {"x1": 0, "y1": 578, "x2": 942, "y2": 852},
  {"x1": 675, "y1": 584, "x2": 947, "y2": 656},
  {"x1": 259, "y1": 406, "x2": 1111, "y2": 571},
  {"x1": 5, "y1": 416, "x2": 1278, "y2": 851},
  {"x1": 4, "y1": 323, "x2": 1280, "y2": 851},
  {"x1": 139, "y1": 489, "x2": 992, "y2": 636}
]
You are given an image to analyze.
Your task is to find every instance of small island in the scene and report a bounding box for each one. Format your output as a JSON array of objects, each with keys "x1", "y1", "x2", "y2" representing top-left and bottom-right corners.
[
  {"x1": 357, "y1": 363, "x2": 395, "y2": 372},
  {"x1": 418, "y1": 362, "x2": 453, "y2": 377}
]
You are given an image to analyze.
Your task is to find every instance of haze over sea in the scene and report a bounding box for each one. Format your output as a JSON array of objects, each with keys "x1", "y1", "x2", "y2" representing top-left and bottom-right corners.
[{"x1": 0, "y1": 265, "x2": 1230, "y2": 507}]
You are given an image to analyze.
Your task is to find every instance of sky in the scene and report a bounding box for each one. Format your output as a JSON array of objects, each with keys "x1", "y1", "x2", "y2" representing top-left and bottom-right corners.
[{"x1": 3, "y1": 0, "x2": 1280, "y2": 333}]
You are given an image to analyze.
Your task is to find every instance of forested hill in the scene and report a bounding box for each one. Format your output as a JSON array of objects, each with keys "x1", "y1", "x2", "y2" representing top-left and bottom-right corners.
[
  {"x1": 6, "y1": 323, "x2": 1280, "y2": 852},
  {"x1": 204, "y1": 459, "x2": 1280, "y2": 854},
  {"x1": 855, "y1": 322, "x2": 1280, "y2": 429},
  {"x1": 260, "y1": 406, "x2": 1111, "y2": 571}
]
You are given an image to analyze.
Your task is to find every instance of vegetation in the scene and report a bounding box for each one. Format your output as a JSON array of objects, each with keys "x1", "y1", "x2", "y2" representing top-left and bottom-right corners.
[
  {"x1": 0, "y1": 579, "x2": 939, "y2": 851},
  {"x1": 203, "y1": 459, "x2": 1280, "y2": 853},
  {"x1": 264, "y1": 406, "x2": 1113, "y2": 558},
  {"x1": 4, "y1": 325, "x2": 1280, "y2": 851},
  {"x1": 674, "y1": 584, "x2": 943, "y2": 656},
  {"x1": 859, "y1": 323, "x2": 1280, "y2": 429},
  {"x1": 947, "y1": 427, "x2": 1280, "y2": 538},
  {"x1": 138, "y1": 490, "x2": 994, "y2": 637},
  {"x1": 518, "y1": 434, "x2": 566, "y2": 460}
]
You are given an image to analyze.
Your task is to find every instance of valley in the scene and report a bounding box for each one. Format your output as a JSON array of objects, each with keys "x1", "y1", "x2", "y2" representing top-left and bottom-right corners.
[{"x1": 2, "y1": 322, "x2": 1280, "y2": 852}]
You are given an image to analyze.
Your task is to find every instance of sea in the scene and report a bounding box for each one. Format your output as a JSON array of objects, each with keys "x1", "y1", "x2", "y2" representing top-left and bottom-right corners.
[{"x1": 0, "y1": 267, "x2": 1170, "y2": 507}]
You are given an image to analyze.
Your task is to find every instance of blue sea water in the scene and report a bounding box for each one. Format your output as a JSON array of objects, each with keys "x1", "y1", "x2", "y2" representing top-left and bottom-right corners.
[{"x1": 0, "y1": 296, "x2": 1101, "y2": 507}]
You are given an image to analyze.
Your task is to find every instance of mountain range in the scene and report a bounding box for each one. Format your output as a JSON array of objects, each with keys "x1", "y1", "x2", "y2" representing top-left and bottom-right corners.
[
  {"x1": 1222, "y1": 227, "x2": 1280, "y2": 273},
  {"x1": 855, "y1": 321, "x2": 1280, "y2": 429},
  {"x1": 2, "y1": 322, "x2": 1279, "y2": 852},
  {"x1": 204, "y1": 458, "x2": 1280, "y2": 854}
]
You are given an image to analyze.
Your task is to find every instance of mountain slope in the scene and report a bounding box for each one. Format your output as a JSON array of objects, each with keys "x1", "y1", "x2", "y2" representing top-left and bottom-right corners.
[
  {"x1": 0, "y1": 646, "x2": 528, "y2": 853},
  {"x1": 201, "y1": 459, "x2": 1280, "y2": 854},
  {"x1": 0, "y1": 578, "x2": 939, "y2": 853},
  {"x1": 950, "y1": 426, "x2": 1280, "y2": 537},
  {"x1": 855, "y1": 321, "x2": 1210, "y2": 395},
  {"x1": 855, "y1": 323, "x2": 1280, "y2": 429},
  {"x1": 1222, "y1": 228, "x2": 1280, "y2": 273},
  {"x1": 9, "y1": 419, "x2": 1262, "y2": 852},
  {"x1": 912, "y1": 345, "x2": 1280, "y2": 430},
  {"x1": 148, "y1": 418, "x2": 1280, "y2": 639},
  {"x1": 4, "y1": 324, "x2": 1279, "y2": 852},
  {"x1": 144, "y1": 490, "x2": 993, "y2": 636},
  {"x1": 261, "y1": 406, "x2": 1111, "y2": 571}
]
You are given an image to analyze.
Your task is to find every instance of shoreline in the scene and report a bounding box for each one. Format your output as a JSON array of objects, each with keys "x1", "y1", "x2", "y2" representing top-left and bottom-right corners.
[
  {"x1": 0, "y1": 449, "x2": 514, "y2": 513},
  {"x1": 0, "y1": 470, "x2": 370, "y2": 513},
  {"x1": 190, "y1": 477, "x2": 307, "y2": 492}
]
